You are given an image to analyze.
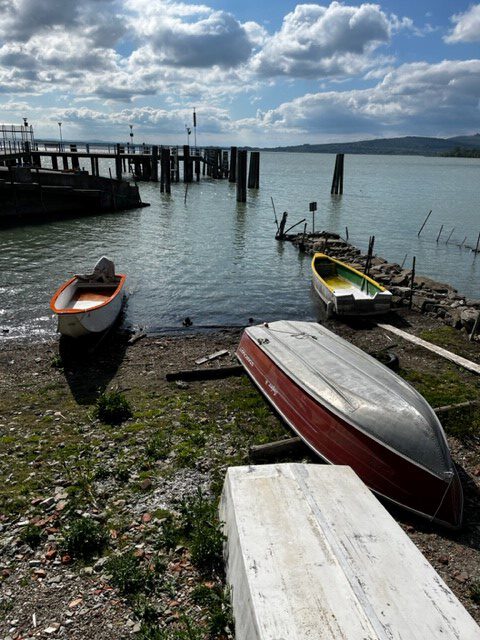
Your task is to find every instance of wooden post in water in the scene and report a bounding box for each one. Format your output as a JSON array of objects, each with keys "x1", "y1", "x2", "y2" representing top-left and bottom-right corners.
[
  {"x1": 474, "y1": 232, "x2": 480, "y2": 255},
  {"x1": 436, "y1": 225, "x2": 443, "y2": 243},
  {"x1": 276, "y1": 212, "x2": 288, "y2": 240},
  {"x1": 151, "y1": 145, "x2": 159, "y2": 182},
  {"x1": 51, "y1": 155, "x2": 58, "y2": 171},
  {"x1": 330, "y1": 153, "x2": 344, "y2": 195},
  {"x1": 90, "y1": 157, "x2": 95, "y2": 176},
  {"x1": 248, "y1": 151, "x2": 260, "y2": 189},
  {"x1": 229, "y1": 146, "x2": 237, "y2": 183},
  {"x1": 446, "y1": 227, "x2": 455, "y2": 244},
  {"x1": 222, "y1": 151, "x2": 229, "y2": 179},
  {"x1": 195, "y1": 154, "x2": 201, "y2": 182},
  {"x1": 115, "y1": 144, "x2": 122, "y2": 180},
  {"x1": 236, "y1": 149, "x2": 247, "y2": 202},
  {"x1": 417, "y1": 210, "x2": 432, "y2": 237},
  {"x1": 62, "y1": 155, "x2": 68, "y2": 171},
  {"x1": 94, "y1": 156, "x2": 99, "y2": 176},
  {"x1": 160, "y1": 147, "x2": 171, "y2": 194},
  {"x1": 183, "y1": 145, "x2": 192, "y2": 183}
]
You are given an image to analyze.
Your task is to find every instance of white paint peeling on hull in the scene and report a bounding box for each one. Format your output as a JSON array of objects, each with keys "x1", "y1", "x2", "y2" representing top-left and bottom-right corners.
[{"x1": 220, "y1": 464, "x2": 480, "y2": 640}]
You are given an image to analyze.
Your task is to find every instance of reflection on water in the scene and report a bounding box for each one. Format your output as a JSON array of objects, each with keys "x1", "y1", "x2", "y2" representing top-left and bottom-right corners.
[{"x1": 1, "y1": 152, "x2": 479, "y2": 340}]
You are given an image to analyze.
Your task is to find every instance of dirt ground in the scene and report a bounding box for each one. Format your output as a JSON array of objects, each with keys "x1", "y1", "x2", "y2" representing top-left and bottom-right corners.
[{"x1": 1, "y1": 310, "x2": 480, "y2": 638}]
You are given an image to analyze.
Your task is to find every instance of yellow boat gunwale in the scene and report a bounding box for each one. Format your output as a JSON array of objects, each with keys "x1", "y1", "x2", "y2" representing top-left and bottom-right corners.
[{"x1": 311, "y1": 252, "x2": 388, "y2": 294}]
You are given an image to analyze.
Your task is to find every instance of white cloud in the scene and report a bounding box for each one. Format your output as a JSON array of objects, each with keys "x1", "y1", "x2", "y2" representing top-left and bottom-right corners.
[
  {"x1": 445, "y1": 4, "x2": 480, "y2": 43},
  {"x1": 127, "y1": 0, "x2": 260, "y2": 68},
  {"x1": 251, "y1": 2, "x2": 393, "y2": 78},
  {"x1": 252, "y1": 59, "x2": 480, "y2": 139}
]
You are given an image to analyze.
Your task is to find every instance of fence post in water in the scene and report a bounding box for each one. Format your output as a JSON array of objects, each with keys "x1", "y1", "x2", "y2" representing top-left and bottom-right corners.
[
  {"x1": 417, "y1": 210, "x2": 432, "y2": 237},
  {"x1": 436, "y1": 225, "x2": 443, "y2": 243},
  {"x1": 236, "y1": 149, "x2": 247, "y2": 202},
  {"x1": 409, "y1": 256, "x2": 416, "y2": 310},
  {"x1": 474, "y1": 232, "x2": 480, "y2": 255},
  {"x1": 160, "y1": 147, "x2": 171, "y2": 194},
  {"x1": 151, "y1": 145, "x2": 159, "y2": 182},
  {"x1": 248, "y1": 151, "x2": 260, "y2": 189},
  {"x1": 222, "y1": 151, "x2": 229, "y2": 179},
  {"x1": 446, "y1": 227, "x2": 455, "y2": 244},
  {"x1": 229, "y1": 147, "x2": 237, "y2": 183},
  {"x1": 330, "y1": 153, "x2": 344, "y2": 195}
]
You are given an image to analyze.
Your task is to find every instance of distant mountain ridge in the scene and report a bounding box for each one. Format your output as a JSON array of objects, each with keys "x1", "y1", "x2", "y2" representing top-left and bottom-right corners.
[{"x1": 260, "y1": 134, "x2": 480, "y2": 155}]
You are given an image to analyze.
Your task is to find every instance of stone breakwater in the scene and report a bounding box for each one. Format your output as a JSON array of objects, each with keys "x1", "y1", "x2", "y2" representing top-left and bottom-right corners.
[{"x1": 287, "y1": 231, "x2": 480, "y2": 335}]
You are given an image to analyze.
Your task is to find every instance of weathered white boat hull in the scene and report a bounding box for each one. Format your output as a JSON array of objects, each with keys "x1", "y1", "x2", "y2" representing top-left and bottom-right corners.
[{"x1": 220, "y1": 464, "x2": 479, "y2": 640}]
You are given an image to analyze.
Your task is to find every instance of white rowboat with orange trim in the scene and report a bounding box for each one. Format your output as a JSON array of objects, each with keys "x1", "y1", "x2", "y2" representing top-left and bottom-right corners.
[{"x1": 50, "y1": 257, "x2": 126, "y2": 338}]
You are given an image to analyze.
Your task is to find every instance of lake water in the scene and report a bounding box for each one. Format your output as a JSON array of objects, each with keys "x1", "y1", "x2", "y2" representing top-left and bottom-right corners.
[{"x1": 1, "y1": 152, "x2": 479, "y2": 340}]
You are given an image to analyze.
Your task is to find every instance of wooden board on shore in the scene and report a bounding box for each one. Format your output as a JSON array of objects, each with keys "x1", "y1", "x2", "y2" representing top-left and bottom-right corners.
[
  {"x1": 378, "y1": 323, "x2": 480, "y2": 375},
  {"x1": 220, "y1": 464, "x2": 480, "y2": 640}
]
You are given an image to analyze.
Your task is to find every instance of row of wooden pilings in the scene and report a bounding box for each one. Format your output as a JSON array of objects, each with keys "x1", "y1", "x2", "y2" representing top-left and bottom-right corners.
[
  {"x1": 13, "y1": 142, "x2": 261, "y2": 203},
  {"x1": 158, "y1": 146, "x2": 260, "y2": 202}
]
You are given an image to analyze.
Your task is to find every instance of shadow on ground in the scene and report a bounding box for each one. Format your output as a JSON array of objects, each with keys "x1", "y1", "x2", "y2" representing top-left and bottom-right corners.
[{"x1": 59, "y1": 328, "x2": 129, "y2": 405}]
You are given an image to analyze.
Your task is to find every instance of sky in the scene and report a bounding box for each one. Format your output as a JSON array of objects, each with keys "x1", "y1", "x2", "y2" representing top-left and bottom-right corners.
[{"x1": 0, "y1": 0, "x2": 479, "y2": 146}]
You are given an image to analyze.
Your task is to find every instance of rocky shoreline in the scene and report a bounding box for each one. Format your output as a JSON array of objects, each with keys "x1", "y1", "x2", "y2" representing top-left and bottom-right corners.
[{"x1": 286, "y1": 231, "x2": 480, "y2": 336}]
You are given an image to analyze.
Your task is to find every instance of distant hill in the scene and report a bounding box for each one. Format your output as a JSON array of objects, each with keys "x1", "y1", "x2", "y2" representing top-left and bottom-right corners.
[{"x1": 260, "y1": 134, "x2": 480, "y2": 156}]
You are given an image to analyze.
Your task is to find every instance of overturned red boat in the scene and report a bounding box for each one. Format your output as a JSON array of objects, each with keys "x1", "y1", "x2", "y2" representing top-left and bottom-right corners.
[{"x1": 237, "y1": 320, "x2": 463, "y2": 529}]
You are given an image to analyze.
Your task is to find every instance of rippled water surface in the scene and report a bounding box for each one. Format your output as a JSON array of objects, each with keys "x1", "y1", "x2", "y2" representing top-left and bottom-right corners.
[{"x1": 1, "y1": 152, "x2": 479, "y2": 340}]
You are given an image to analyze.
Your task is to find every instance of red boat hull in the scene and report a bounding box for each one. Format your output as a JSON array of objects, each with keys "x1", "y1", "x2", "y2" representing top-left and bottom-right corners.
[{"x1": 237, "y1": 332, "x2": 463, "y2": 529}]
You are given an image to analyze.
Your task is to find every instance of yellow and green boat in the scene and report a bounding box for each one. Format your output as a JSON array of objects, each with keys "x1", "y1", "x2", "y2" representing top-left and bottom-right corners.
[{"x1": 311, "y1": 253, "x2": 392, "y2": 316}]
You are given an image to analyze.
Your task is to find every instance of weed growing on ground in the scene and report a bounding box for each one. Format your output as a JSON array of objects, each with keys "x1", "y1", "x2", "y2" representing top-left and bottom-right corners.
[
  {"x1": 19, "y1": 523, "x2": 43, "y2": 548},
  {"x1": 470, "y1": 580, "x2": 480, "y2": 604},
  {"x1": 63, "y1": 517, "x2": 108, "y2": 560},
  {"x1": 94, "y1": 390, "x2": 132, "y2": 425},
  {"x1": 106, "y1": 552, "x2": 166, "y2": 596},
  {"x1": 174, "y1": 491, "x2": 225, "y2": 574},
  {"x1": 192, "y1": 584, "x2": 233, "y2": 636},
  {"x1": 145, "y1": 431, "x2": 171, "y2": 461}
]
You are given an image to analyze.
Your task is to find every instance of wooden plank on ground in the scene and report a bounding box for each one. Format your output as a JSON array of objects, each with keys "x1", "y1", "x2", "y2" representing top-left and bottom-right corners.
[
  {"x1": 220, "y1": 464, "x2": 480, "y2": 640},
  {"x1": 378, "y1": 323, "x2": 480, "y2": 375}
]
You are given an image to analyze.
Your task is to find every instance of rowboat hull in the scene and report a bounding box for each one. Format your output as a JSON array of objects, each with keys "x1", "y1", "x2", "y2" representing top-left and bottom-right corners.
[
  {"x1": 51, "y1": 273, "x2": 126, "y2": 338},
  {"x1": 237, "y1": 322, "x2": 463, "y2": 529},
  {"x1": 312, "y1": 253, "x2": 392, "y2": 316}
]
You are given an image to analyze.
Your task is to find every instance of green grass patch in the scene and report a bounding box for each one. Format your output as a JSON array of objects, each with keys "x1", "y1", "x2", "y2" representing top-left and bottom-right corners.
[
  {"x1": 63, "y1": 517, "x2": 108, "y2": 560},
  {"x1": 94, "y1": 390, "x2": 132, "y2": 425}
]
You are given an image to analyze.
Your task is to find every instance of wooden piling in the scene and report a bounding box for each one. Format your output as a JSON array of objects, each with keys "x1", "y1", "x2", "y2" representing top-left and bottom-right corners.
[
  {"x1": 222, "y1": 151, "x2": 229, "y2": 179},
  {"x1": 229, "y1": 147, "x2": 237, "y2": 183},
  {"x1": 62, "y1": 156, "x2": 68, "y2": 171},
  {"x1": 436, "y1": 225, "x2": 443, "y2": 243},
  {"x1": 446, "y1": 227, "x2": 455, "y2": 244},
  {"x1": 330, "y1": 153, "x2": 344, "y2": 195},
  {"x1": 115, "y1": 144, "x2": 122, "y2": 181},
  {"x1": 151, "y1": 145, "x2": 159, "y2": 182},
  {"x1": 236, "y1": 149, "x2": 247, "y2": 202},
  {"x1": 90, "y1": 157, "x2": 96, "y2": 176},
  {"x1": 276, "y1": 211, "x2": 288, "y2": 240},
  {"x1": 51, "y1": 155, "x2": 58, "y2": 171},
  {"x1": 183, "y1": 145, "x2": 192, "y2": 182},
  {"x1": 248, "y1": 151, "x2": 260, "y2": 189},
  {"x1": 474, "y1": 232, "x2": 480, "y2": 254},
  {"x1": 160, "y1": 147, "x2": 171, "y2": 194}
]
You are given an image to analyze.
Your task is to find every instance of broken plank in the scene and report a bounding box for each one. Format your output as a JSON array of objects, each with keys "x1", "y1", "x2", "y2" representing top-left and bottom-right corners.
[
  {"x1": 377, "y1": 323, "x2": 480, "y2": 375},
  {"x1": 166, "y1": 365, "x2": 244, "y2": 382},
  {"x1": 195, "y1": 349, "x2": 229, "y2": 365}
]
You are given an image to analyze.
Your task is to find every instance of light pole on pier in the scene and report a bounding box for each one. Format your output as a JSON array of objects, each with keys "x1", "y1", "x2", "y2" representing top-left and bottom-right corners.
[{"x1": 58, "y1": 122, "x2": 63, "y2": 152}]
